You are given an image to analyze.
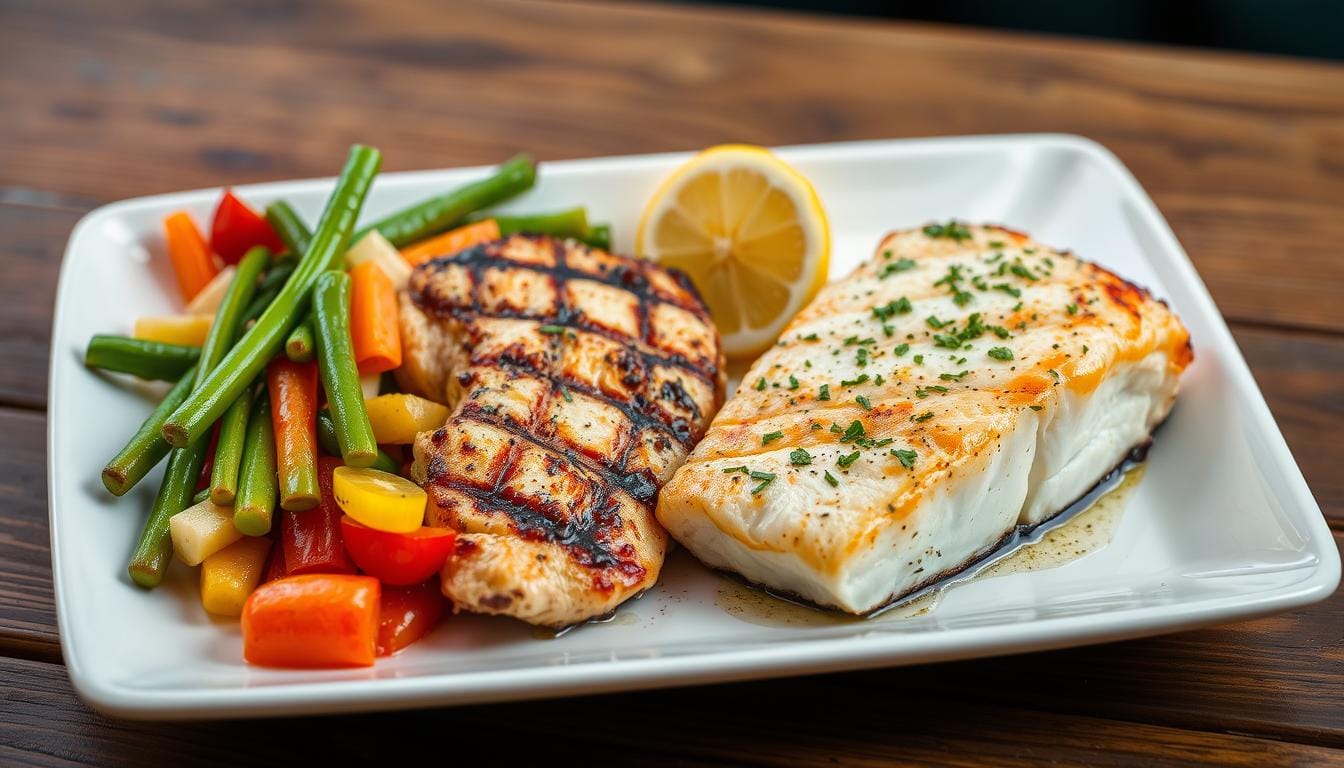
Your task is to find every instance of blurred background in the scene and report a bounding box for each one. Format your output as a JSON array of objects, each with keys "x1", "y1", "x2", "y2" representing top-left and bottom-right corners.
[{"x1": 683, "y1": 0, "x2": 1343, "y2": 60}]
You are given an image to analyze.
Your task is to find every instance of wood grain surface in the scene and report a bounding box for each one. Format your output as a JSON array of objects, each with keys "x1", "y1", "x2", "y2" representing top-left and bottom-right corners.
[{"x1": 0, "y1": 0, "x2": 1341, "y2": 764}]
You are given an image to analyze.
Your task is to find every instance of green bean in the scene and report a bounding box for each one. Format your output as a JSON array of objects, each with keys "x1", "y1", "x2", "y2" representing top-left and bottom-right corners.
[
  {"x1": 233, "y1": 393, "x2": 277, "y2": 536},
  {"x1": 316, "y1": 407, "x2": 340, "y2": 457},
  {"x1": 85, "y1": 335, "x2": 199, "y2": 382},
  {"x1": 466, "y1": 207, "x2": 588, "y2": 240},
  {"x1": 284, "y1": 314, "x2": 315, "y2": 363},
  {"x1": 238, "y1": 285, "x2": 279, "y2": 326},
  {"x1": 209, "y1": 383, "x2": 254, "y2": 505},
  {"x1": 257, "y1": 260, "x2": 297, "y2": 295},
  {"x1": 101, "y1": 365, "x2": 198, "y2": 496},
  {"x1": 370, "y1": 448, "x2": 400, "y2": 475},
  {"x1": 358, "y1": 154, "x2": 536, "y2": 248},
  {"x1": 161, "y1": 145, "x2": 382, "y2": 449},
  {"x1": 317, "y1": 407, "x2": 397, "y2": 471},
  {"x1": 312, "y1": 271, "x2": 377, "y2": 467},
  {"x1": 265, "y1": 200, "x2": 313, "y2": 257},
  {"x1": 126, "y1": 247, "x2": 269, "y2": 586},
  {"x1": 127, "y1": 438, "x2": 208, "y2": 588},
  {"x1": 584, "y1": 223, "x2": 612, "y2": 252},
  {"x1": 195, "y1": 247, "x2": 269, "y2": 386}
]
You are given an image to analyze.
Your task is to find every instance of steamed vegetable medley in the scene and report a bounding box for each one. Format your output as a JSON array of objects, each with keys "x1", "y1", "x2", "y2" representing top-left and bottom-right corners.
[{"x1": 88, "y1": 147, "x2": 611, "y2": 667}]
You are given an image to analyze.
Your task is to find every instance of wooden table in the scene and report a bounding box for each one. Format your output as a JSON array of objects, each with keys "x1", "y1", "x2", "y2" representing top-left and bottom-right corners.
[{"x1": 2, "y1": 1, "x2": 1341, "y2": 764}]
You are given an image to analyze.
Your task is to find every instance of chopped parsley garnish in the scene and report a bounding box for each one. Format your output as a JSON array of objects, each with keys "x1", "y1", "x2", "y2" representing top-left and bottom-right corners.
[
  {"x1": 926, "y1": 315, "x2": 951, "y2": 329},
  {"x1": 879, "y1": 258, "x2": 917, "y2": 278},
  {"x1": 789, "y1": 448, "x2": 812, "y2": 466},
  {"x1": 754, "y1": 377, "x2": 767, "y2": 391},
  {"x1": 788, "y1": 374, "x2": 800, "y2": 390},
  {"x1": 824, "y1": 470, "x2": 839, "y2": 487},
  {"x1": 994, "y1": 283, "x2": 1022, "y2": 298},
  {"x1": 912, "y1": 411, "x2": 934, "y2": 423},
  {"x1": 840, "y1": 374, "x2": 870, "y2": 387},
  {"x1": 913, "y1": 354, "x2": 924, "y2": 364},
  {"x1": 1066, "y1": 303, "x2": 1079, "y2": 315},
  {"x1": 837, "y1": 451, "x2": 861, "y2": 469},
  {"x1": 749, "y1": 471, "x2": 776, "y2": 495},
  {"x1": 1010, "y1": 264, "x2": 1038, "y2": 281},
  {"x1": 891, "y1": 448, "x2": 917, "y2": 469},
  {"x1": 939, "y1": 370, "x2": 969, "y2": 381},
  {"x1": 539, "y1": 324, "x2": 566, "y2": 334},
  {"x1": 839, "y1": 420, "x2": 866, "y2": 443},
  {"x1": 818, "y1": 384, "x2": 831, "y2": 401},
  {"x1": 844, "y1": 336, "x2": 876, "y2": 346},
  {"x1": 922, "y1": 221, "x2": 972, "y2": 241},
  {"x1": 560, "y1": 385, "x2": 574, "y2": 403},
  {"x1": 761, "y1": 431, "x2": 784, "y2": 445},
  {"x1": 801, "y1": 333, "x2": 819, "y2": 341},
  {"x1": 988, "y1": 325, "x2": 1011, "y2": 339},
  {"x1": 932, "y1": 333, "x2": 962, "y2": 349},
  {"x1": 916, "y1": 385, "x2": 948, "y2": 398},
  {"x1": 856, "y1": 395, "x2": 872, "y2": 410},
  {"x1": 872, "y1": 297, "x2": 913, "y2": 320},
  {"x1": 988, "y1": 240, "x2": 1005, "y2": 248},
  {"x1": 1048, "y1": 369, "x2": 1061, "y2": 381},
  {"x1": 953, "y1": 291, "x2": 973, "y2": 306},
  {"x1": 1030, "y1": 405, "x2": 1044, "y2": 411},
  {"x1": 722, "y1": 466, "x2": 750, "y2": 474},
  {"x1": 894, "y1": 343, "x2": 910, "y2": 356},
  {"x1": 855, "y1": 348, "x2": 869, "y2": 367},
  {"x1": 1082, "y1": 345, "x2": 1090, "y2": 355},
  {"x1": 874, "y1": 374, "x2": 885, "y2": 385},
  {"x1": 987, "y1": 346, "x2": 1014, "y2": 361}
]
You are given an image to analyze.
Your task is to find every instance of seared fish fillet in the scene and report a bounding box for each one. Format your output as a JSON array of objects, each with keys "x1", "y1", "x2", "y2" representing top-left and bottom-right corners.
[
  {"x1": 657, "y1": 224, "x2": 1192, "y2": 614},
  {"x1": 400, "y1": 235, "x2": 725, "y2": 627}
]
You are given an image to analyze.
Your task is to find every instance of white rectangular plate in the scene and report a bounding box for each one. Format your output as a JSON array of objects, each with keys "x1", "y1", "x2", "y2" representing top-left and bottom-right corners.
[{"x1": 50, "y1": 135, "x2": 1339, "y2": 719}]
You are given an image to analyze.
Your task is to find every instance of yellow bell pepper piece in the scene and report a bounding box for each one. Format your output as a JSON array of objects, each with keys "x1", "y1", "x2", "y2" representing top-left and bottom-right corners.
[
  {"x1": 364, "y1": 393, "x2": 451, "y2": 444},
  {"x1": 200, "y1": 536, "x2": 272, "y2": 617},
  {"x1": 332, "y1": 466, "x2": 426, "y2": 533},
  {"x1": 134, "y1": 314, "x2": 213, "y2": 346}
]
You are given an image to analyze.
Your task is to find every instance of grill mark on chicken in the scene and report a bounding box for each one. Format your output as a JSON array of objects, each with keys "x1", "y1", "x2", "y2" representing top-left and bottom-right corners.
[
  {"x1": 414, "y1": 240, "x2": 719, "y2": 383},
  {"x1": 404, "y1": 234, "x2": 725, "y2": 626}
]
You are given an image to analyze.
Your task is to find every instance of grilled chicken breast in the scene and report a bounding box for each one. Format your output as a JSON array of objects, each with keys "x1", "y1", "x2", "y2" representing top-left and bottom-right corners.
[
  {"x1": 657, "y1": 223, "x2": 1192, "y2": 614},
  {"x1": 399, "y1": 234, "x2": 726, "y2": 627}
]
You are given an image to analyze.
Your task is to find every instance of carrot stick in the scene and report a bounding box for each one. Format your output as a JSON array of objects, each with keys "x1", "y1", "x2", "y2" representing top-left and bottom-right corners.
[
  {"x1": 242, "y1": 574, "x2": 380, "y2": 668},
  {"x1": 398, "y1": 219, "x2": 500, "y2": 267},
  {"x1": 164, "y1": 211, "x2": 220, "y2": 302},
  {"x1": 267, "y1": 358, "x2": 320, "y2": 512},
  {"x1": 349, "y1": 261, "x2": 402, "y2": 374}
]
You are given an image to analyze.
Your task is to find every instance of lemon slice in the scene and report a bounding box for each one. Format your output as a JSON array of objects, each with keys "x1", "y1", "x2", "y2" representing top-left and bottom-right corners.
[{"x1": 637, "y1": 144, "x2": 829, "y2": 358}]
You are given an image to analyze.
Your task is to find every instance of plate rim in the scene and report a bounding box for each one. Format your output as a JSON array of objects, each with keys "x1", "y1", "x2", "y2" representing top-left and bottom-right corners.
[{"x1": 48, "y1": 132, "x2": 1341, "y2": 719}]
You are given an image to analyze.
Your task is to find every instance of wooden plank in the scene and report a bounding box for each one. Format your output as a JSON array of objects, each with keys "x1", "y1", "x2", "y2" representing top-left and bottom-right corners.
[
  {"x1": 0, "y1": 1, "x2": 1341, "y2": 330},
  {"x1": 1234, "y1": 328, "x2": 1344, "y2": 529},
  {"x1": 0, "y1": 205, "x2": 80, "y2": 409},
  {"x1": 0, "y1": 408, "x2": 57, "y2": 662},
  {"x1": 0, "y1": 654, "x2": 1340, "y2": 768}
]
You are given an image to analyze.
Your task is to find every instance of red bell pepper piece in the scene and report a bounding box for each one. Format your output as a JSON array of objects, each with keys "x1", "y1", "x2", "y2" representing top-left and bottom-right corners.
[
  {"x1": 194, "y1": 422, "x2": 222, "y2": 493},
  {"x1": 263, "y1": 540, "x2": 289, "y2": 583},
  {"x1": 377, "y1": 579, "x2": 445, "y2": 656},
  {"x1": 282, "y1": 456, "x2": 356, "y2": 575},
  {"x1": 340, "y1": 516, "x2": 456, "y2": 586},
  {"x1": 210, "y1": 189, "x2": 285, "y2": 265}
]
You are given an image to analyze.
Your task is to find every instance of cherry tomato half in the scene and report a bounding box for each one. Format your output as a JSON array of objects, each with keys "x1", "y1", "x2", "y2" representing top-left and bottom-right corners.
[{"x1": 339, "y1": 515, "x2": 456, "y2": 586}]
